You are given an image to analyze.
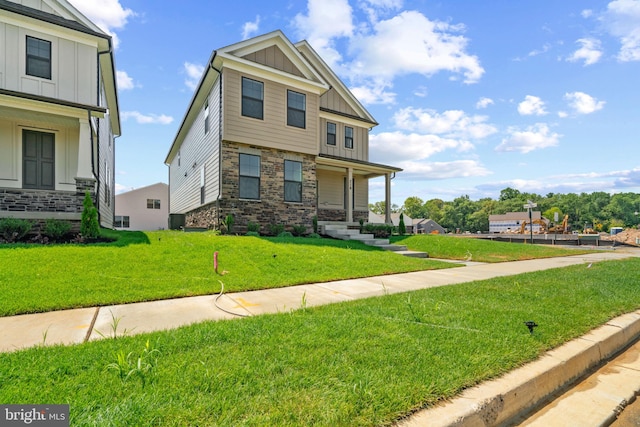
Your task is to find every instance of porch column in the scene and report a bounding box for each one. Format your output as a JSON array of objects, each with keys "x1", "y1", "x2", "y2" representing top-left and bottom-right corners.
[
  {"x1": 385, "y1": 173, "x2": 391, "y2": 224},
  {"x1": 346, "y1": 167, "x2": 353, "y2": 223},
  {"x1": 76, "y1": 118, "x2": 94, "y2": 179}
]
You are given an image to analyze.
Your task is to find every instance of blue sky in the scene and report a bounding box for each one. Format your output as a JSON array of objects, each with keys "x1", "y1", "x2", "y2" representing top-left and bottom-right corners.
[{"x1": 69, "y1": 0, "x2": 640, "y2": 205}]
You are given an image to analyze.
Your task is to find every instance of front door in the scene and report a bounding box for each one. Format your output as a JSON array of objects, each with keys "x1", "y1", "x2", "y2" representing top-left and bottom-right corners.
[{"x1": 23, "y1": 130, "x2": 55, "y2": 190}]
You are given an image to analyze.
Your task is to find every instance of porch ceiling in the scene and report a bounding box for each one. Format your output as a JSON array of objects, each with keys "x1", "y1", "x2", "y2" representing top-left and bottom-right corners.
[{"x1": 316, "y1": 153, "x2": 402, "y2": 179}]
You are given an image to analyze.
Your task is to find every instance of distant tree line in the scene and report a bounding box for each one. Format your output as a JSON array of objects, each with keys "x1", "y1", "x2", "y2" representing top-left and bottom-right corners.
[{"x1": 369, "y1": 188, "x2": 640, "y2": 233}]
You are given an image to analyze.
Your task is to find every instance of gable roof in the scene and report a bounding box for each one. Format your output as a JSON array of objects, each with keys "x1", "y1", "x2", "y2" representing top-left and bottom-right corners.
[
  {"x1": 0, "y1": 0, "x2": 120, "y2": 135},
  {"x1": 295, "y1": 40, "x2": 377, "y2": 126},
  {"x1": 166, "y1": 30, "x2": 332, "y2": 164}
]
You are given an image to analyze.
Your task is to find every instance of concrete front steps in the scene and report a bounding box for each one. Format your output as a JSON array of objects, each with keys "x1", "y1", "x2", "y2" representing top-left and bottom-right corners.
[{"x1": 318, "y1": 222, "x2": 428, "y2": 258}]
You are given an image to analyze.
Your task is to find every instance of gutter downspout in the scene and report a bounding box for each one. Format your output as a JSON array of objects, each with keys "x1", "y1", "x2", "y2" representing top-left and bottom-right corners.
[{"x1": 209, "y1": 52, "x2": 223, "y2": 229}]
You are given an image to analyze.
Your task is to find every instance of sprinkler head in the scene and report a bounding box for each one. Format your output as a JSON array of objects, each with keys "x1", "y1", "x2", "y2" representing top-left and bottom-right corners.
[{"x1": 524, "y1": 321, "x2": 538, "y2": 334}]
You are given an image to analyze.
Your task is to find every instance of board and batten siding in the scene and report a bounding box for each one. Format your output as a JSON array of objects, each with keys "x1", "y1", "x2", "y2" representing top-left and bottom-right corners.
[
  {"x1": 320, "y1": 87, "x2": 358, "y2": 117},
  {"x1": 317, "y1": 169, "x2": 368, "y2": 211},
  {"x1": 242, "y1": 45, "x2": 305, "y2": 78},
  {"x1": 222, "y1": 68, "x2": 319, "y2": 156},
  {"x1": 0, "y1": 21, "x2": 98, "y2": 106},
  {"x1": 169, "y1": 79, "x2": 221, "y2": 214},
  {"x1": 319, "y1": 118, "x2": 369, "y2": 161}
]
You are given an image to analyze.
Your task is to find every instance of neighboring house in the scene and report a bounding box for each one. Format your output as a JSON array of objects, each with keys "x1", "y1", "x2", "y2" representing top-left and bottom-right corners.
[
  {"x1": 413, "y1": 218, "x2": 446, "y2": 234},
  {"x1": 0, "y1": 0, "x2": 120, "y2": 229},
  {"x1": 165, "y1": 31, "x2": 401, "y2": 232},
  {"x1": 114, "y1": 183, "x2": 168, "y2": 231},
  {"x1": 489, "y1": 211, "x2": 545, "y2": 233}
]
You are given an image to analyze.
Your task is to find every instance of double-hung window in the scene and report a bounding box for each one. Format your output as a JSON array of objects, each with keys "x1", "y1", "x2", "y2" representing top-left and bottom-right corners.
[
  {"x1": 345, "y1": 126, "x2": 354, "y2": 149},
  {"x1": 147, "y1": 199, "x2": 161, "y2": 209},
  {"x1": 242, "y1": 77, "x2": 263, "y2": 119},
  {"x1": 284, "y1": 160, "x2": 302, "y2": 202},
  {"x1": 287, "y1": 90, "x2": 306, "y2": 128},
  {"x1": 26, "y1": 36, "x2": 51, "y2": 79},
  {"x1": 327, "y1": 122, "x2": 336, "y2": 145},
  {"x1": 115, "y1": 216, "x2": 130, "y2": 228},
  {"x1": 239, "y1": 154, "x2": 260, "y2": 199}
]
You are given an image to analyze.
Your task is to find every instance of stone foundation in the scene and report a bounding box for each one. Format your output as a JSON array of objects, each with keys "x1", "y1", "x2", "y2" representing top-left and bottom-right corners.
[{"x1": 317, "y1": 208, "x2": 368, "y2": 223}]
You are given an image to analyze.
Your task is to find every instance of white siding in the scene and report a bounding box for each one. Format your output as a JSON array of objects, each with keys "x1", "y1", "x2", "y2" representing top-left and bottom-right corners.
[
  {"x1": 115, "y1": 183, "x2": 168, "y2": 231},
  {"x1": 0, "y1": 21, "x2": 98, "y2": 106},
  {"x1": 169, "y1": 78, "x2": 221, "y2": 214}
]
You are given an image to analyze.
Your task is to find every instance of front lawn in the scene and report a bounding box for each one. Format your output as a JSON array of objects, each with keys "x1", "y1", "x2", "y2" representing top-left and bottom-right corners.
[
  {"x1": 391, "y1": 234, "x2": 591, "y2": 262},
  {"x1": 1, "y1": 258, "x2": 638, "y2": 426},
  {"x1": 0, "y1": 230, "x2": 455, "y2": 316}
]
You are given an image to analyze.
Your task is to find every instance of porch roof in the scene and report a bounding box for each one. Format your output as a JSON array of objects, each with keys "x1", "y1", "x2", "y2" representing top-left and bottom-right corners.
[{"x1": 316, "y1": 154, "x2": 402, "y2": 179}]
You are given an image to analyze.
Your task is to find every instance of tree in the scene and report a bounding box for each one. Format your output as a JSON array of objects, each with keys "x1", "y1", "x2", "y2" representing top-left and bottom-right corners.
[
  {"x1": 402, "y1": 196, "x2": 427, "y2": 219},
  {"x1": 398, "y1": 213, "x2": 406, "y2": 235},
  {"x1": 424, "y1": 198, "x2": 444, "y2": 223},
  {"x1": 81, "y1": 191, "x2": 100, "y2": 239},
  {"x1": 368, "y1": 201, "x2": 386, "y2": 215}
]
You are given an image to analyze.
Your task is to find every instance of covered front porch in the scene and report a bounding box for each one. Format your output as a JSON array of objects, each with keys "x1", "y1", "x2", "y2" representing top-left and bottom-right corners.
[{"x1": 315, "y1": 154, "x2": 401, "y2": 224}]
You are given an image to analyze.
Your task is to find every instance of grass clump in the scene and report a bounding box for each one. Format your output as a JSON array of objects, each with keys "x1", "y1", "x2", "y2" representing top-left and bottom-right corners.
[{"x1": 1, "y1": 258, "x2": 638, "y2": 425}]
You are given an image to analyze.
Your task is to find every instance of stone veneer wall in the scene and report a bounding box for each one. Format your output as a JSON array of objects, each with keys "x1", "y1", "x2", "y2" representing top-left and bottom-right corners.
[
  {"x1": 0, "y1": 178, "x2": 96, "y2": 232},
  {"x1": 186, "y1": 143, "x2": 318, "y2": 234}
]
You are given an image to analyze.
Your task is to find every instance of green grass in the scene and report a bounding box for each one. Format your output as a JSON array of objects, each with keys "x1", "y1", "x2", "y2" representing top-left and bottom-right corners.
[
  {"x1": 1, "y1": 258, "x2": 638, "y2": 426},
  {"x1": 391, "y1": 234, "x2": 591, "y2": 262},
  {"x1": 0, "y1": 230, "x2": 457, "y2": 316}
]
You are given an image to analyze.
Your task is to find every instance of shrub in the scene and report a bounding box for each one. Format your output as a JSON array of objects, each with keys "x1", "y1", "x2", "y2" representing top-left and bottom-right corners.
[
  {"x1": 359, "y1": 218, "x2": 365, "y2": 233},
  {"x1": 0, "y1": 217, "x2": 32, "y2": 242},
  {"x1": 312, "y1": 215, "x2": 318, "y2": 234},
  {"x1": 398, "y1": 213, "x2": 406, "y2": 235},
  {"x1": 44, "y1": 219, "x2": 71, "y2": 240},
  {"x1": 364, "y1": 223, "x2": 395, "y2": 238},
  {"x1": 291, "y1": 224, "x2": 307, "y2": 236},
  {"x1": 245, "y1": 231, "x2": 260, "y2": 237},
  {"x1": 269, "y1": 223, "x2": 285, "y2": 236},
  {"x1": 222, "y1": 214, "x2": 235, "y2": 235},
  {"x1": 81, "y1": 192, "x2": 100, "y2": 239},
  {"x1": 277, "y1": 231, "x2": 293, "y2": 238},
  {"x1": 247, "y1": 222, "x2": 260, "y2": 233},
  {"x1": 306, "y1": 233, "x2": 322, "y2": 239}
]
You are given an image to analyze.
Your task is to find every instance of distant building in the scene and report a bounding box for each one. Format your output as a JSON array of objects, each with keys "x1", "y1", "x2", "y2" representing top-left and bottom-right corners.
[
  {"x1": 413, "y1": 218, "x2": 446, "y2": 234},
  {"x1": 115, "y1": 183, "x2": 168, "y2": 231},
  {"x1": 489, "y1": 211, "x2": 544, "y2": 233}
]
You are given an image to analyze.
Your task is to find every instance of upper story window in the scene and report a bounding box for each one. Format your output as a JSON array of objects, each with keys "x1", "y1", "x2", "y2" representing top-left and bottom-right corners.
[
  {"x1": 239, "y1": 153, "x2": 260, "y2": 200},
  {"x1": 26, "y1": 36, "x2": 51, "y2": 80},
  {"x1": 242, "y1": 77, "x2": 264, "y2": 120},
  {"x1": 284, "y1": 160, "x2": 302, "y2": 202},
  {"x1": 147, "y1": 199, "x2": 161, "y2": 209},
  {"x1": 287, "y1": 90, "x2": 306, "y2": 128},
  {"x1": 345, "y1": 126, "x2": 354, "y2": 149},
  {"x1": 327, "y1": 122, "x2": 336, "y2": 146}
]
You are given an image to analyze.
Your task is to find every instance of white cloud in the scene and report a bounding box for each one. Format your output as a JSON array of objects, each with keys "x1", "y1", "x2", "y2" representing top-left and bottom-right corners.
[
  {"x1": 601, "y1": 0, "x2": 640, "y2": 61},
  {"x1": 564, "y1": 91, "x2": 605, "y2": 114},
  {"x1": 370, "y1": 131, "x2": 472, "y2": 163},
  {"x1": 349, "y1": 11, "x2": 484, "y2": 84},
  {"x1": 396, "y1": 160, "x2": 491, "y2": 180},
  {"x1": 68, "y1": 0, "x2": 134, "y2": 48},
  {"x1": 517, "y1": 95, "x2": 547, "y2": 116},
  {"x1": 567, "y1": 38, "x2": 603, "y2": 65},
  {"x1": 293, "y1": 0, "x2": 354, "y2": 67},
  {"x1": 121, "y1": 111, "x2": 174, "y2": 125},
  {"x1": 183, "y1": 62, "x2": 205, "y2": 91},
  {"x1": 242, "y1": 15, "x2": 261, "y2": 40},
  {"x1": 495, "y1": 123, "x2": 561, "y2": 153},
  {"x1": 476, "y1": 97, "x2": 494, "y2": 109},
  {"x1": 116, "y1": 70, "x2": 135, "y2": 90},
  {"x1": 350, "y1": 79, "x2": 396, "y2": 104},
  {"x1": 392, "y1": 107, "x2": 497, "y2": 139}
]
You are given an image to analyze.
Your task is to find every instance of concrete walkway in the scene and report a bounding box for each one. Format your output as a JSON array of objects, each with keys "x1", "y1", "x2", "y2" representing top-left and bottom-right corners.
[{"x1": 1, "y1": 247, "x2": 639, "y2": 425}]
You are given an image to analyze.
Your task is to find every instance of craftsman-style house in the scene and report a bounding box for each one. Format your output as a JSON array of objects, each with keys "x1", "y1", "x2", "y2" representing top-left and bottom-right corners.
[
  {"x1": 165, "y1": 30, "x2": 400, "y2": 232},
  {"x1": 0, "y1": 0, "x2": 120, "y2": 228}
]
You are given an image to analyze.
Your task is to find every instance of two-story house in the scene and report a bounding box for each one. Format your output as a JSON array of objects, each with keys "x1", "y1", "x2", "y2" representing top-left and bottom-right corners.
[
  {"x1": 165, "y1": 30, "x2": 400, "y2": 232},
  {"x1": 0, "y1": 0, "x2": 120, "y2": 229}
]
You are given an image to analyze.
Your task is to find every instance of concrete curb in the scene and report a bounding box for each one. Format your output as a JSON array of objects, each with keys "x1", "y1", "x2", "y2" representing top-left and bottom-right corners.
[{"x1": 396, "y1": 310, "x2": 640, "y2": 426}]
